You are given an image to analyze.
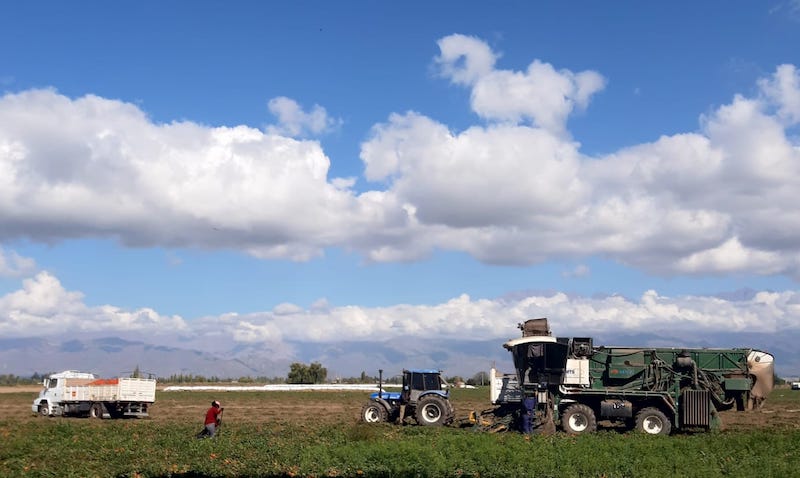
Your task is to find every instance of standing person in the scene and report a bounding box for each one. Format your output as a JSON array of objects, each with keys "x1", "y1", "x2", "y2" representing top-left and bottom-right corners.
[{"x1": 197, "y1": 400, "x2": 223, "y2": 438}]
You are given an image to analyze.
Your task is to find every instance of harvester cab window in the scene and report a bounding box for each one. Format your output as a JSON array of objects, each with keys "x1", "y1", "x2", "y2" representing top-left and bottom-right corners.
[{"x1": 511, "y1": 341, "x2": 570, "y2": 386}]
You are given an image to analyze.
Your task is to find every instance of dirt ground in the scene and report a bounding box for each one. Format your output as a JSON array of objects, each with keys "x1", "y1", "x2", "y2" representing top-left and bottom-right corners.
[
  {"x1": 3, "y1": 385, "x2": 798, "y2": 431},
  {"x1": 715, "y1": 388, "x2": 800, "y2": 431},
  {"x1": 1, "y1": 388, "x2": 405, "y2": 426},
  {"x1": 0, "y1": 385, "x2": 40, "y2": 394}
]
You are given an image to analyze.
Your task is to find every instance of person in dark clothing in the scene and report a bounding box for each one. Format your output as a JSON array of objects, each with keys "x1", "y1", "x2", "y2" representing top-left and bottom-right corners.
[
  {"x1": 520, "y1": 396, "x2": 537, "y2": 434},
  {"x1": 196, "y1": 400, "x2": 223, "y2": 438}
]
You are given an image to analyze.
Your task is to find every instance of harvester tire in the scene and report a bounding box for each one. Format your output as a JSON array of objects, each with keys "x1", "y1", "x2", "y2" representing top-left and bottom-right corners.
[
  {"x1": 415, "y1": 396, "x2": 449, "y2": 426},
  {"x1": 635, "y1": 407, "x2": 671, "y2": 435},
  {"x1": 360, "y1": 401, "x2": 388, "y2": 423},
  {"x1": 561, "y1": 404, "x2": 597, "y2": 434}
]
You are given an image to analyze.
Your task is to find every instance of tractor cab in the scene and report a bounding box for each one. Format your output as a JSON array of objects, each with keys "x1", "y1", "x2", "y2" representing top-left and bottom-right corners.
[{"x1": 401, "y1": 369, "x2": 448, "y2": 404}]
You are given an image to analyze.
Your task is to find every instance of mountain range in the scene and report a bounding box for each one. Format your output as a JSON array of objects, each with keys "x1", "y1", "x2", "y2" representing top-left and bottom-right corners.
[{"x1": 1, "y1": 330, "x2": 796, "y2": 381}]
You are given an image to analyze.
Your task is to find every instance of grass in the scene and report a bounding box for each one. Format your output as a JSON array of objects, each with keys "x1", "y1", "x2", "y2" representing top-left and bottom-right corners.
[
  {"x1": 4, "y1": 420, "x2": 800, "y2": 477},
  {"x1": 2, "y1": 388, "x2": 799, "y2": 477}
]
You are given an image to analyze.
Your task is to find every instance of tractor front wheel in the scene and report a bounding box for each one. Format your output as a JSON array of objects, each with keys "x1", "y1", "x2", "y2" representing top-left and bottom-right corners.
[
  {"x1": 415, "y1": 396, "x2": 450, "y2": 426},
  {"x1": 360, "y1": 401, "x2": 388, "y2": 423},
  {"x1": 561, "y1": 403, "x2": 597, "y2": 434},
  {"x1": 635, "y1": 407, "x2": 671, "y2": 435}
]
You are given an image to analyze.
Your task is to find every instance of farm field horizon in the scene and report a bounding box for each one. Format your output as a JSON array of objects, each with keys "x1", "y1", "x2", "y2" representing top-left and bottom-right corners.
[{"x1": 2, "y1": 386, "x2": 800, "y2": 477}]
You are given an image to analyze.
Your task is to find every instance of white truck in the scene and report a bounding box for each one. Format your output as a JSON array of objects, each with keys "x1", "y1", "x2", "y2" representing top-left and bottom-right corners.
[{"x1": 32, "y1": 370, "x2": 156, "y2": 419}]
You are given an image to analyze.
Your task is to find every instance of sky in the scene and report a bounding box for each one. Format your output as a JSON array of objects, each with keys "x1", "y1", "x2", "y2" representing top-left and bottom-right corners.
[{"x1": 2, "y1": 1, "x2": 800, "y2": 376}]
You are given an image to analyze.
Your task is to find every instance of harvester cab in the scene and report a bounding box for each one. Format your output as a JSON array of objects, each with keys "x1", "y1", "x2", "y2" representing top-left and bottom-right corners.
[{"x1": 360, "y1": 368, "x2": 454, "y2": 426}]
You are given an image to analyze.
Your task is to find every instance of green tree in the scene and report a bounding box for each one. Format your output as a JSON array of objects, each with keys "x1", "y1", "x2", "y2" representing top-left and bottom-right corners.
[
  {"x1": 468, "y1": 371, "x2": 489, "y2": 386},
  {"x1": 287, "y1": 362, "x2": 328, "y2": 384},
  {"x1": 308, "y1": 362, "x2": 327, "y2": 383},
  {"x1": 288, "y1": 362, "x2": 308, "y2": 383}
]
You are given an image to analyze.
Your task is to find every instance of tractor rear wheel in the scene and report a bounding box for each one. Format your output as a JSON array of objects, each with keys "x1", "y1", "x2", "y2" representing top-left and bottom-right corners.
[
  {"x1": 360, "y1": 401, "x2": 388, "y2": 423},
  {"x1": 415, "y1": 396, "x2": 449, "y2": 426},
  {"x1": 561, "y1": 404, "x2": 597, "y2": 434},
  {"x1": 635, "y1": 407, "x2": 671, "y2": 435}
]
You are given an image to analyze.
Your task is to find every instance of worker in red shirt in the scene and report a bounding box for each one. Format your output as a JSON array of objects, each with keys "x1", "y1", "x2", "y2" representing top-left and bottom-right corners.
[{"x1": 196, "y1": 400, "x2": 224, "y2": 438}]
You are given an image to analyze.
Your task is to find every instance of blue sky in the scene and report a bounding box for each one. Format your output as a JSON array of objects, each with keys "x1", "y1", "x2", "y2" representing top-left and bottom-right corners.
[{"x1": 2, "y1": 1, "x2": 800, "y2": 376}]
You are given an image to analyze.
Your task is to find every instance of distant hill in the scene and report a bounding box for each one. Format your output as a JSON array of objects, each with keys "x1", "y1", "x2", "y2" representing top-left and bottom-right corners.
[
  {"x1": 0, "y1": 336, "x2": 272, "y2": 378},
  {"x1": 0, "y1": 331, "x2": 796, "y2": 380}
]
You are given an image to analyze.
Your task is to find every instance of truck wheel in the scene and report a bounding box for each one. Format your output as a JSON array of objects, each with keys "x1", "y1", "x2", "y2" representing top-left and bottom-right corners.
[
  {"x1": 415, "y1": 396, "x2": 449, "y2": 426},
  {"x1": 89, "y1": 402, "x2": 105, "y2": 419},
  {"x1": 561, "y1": 404, "x2": 597, "y2": 434},
  {"x1": 635, "y1": 407, "x2": 671, "y2": 435},
  {"x1": 38, "y1": 403, "x2": 49, "y2": 417},
  {"x1": 360, "y1": 402, "x2": 388, "y2": 423}
]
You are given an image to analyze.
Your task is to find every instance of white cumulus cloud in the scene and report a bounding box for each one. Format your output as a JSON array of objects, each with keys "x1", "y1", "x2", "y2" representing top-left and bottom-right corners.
[
  {"x1": 0, "y1": 89, "x2": 372, "y2": 261},
  {"x1": 2, "y1": 268, "x2": 796, "y2": 344},
  {"x1": 0, "y1": 247, "x2": 36, "y2": 277},
  {"x1": 265, "y1": 96, "x2": 342, "y2": 137},
  {"x1": 435, "y1": 33, "x2": 605, "y2": 134},
  {"x1": 361, "y1": 39, "x2": 800, "y2": 276},
  {"x1": 0, "y1": 271, "x2": 187, "y2": 337},
  {"x1": 2, "y1": 37, "x2": 800, "y2": 278}
]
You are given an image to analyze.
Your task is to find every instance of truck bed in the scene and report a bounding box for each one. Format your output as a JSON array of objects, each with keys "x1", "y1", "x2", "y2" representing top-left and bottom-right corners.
[{"x1": 60, "y1": 377, "x2": 156, "y2": 402}]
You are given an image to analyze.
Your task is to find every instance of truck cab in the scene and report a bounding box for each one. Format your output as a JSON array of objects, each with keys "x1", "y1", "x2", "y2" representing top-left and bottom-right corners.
[{"x1": 32, "y1": 370, "x2": 96, "y2": 416}]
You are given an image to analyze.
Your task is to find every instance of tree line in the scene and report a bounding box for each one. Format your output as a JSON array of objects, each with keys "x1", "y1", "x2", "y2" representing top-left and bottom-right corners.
[
  {"x1": 0, "y1": 373, "x2": 45, "y2": 386},
  {"x1": 155, "y1": 365, "x2": 492, "y2": 385},
  {"x1": 0, "y1": 366, "x2": 495, "y2": 386}
]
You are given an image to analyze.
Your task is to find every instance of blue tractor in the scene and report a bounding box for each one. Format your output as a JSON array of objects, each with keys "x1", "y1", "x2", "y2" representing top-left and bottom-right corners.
[{"x1": 360, "y1": 369, "x2": 454, "y2": 426}]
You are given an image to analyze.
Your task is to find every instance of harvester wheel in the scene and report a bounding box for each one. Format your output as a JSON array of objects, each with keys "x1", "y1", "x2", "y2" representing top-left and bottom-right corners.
[
  {"x1": 360, "y1": 401, "x2": 388, "y2": 423},
  {"x1": 89, "y1": 402, "x2": 105, "y2": 419},
  {"x1": 415, "y1": 396, "x2": 450, "y2": 426},
  {"x1": 635, "y1": 407, "x2": 671, "y2": 435},
  {"x1": 735, "y1": 393, "x2": 747, "y2": 412},
  {"x1": 561, "y1": 404, "x2": 597, "y2": 434}
]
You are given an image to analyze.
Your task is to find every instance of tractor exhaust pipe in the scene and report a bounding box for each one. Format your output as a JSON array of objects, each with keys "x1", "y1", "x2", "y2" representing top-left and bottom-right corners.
[{"x1": 378, "y1": 369, "x2": 383, "y2": 398}]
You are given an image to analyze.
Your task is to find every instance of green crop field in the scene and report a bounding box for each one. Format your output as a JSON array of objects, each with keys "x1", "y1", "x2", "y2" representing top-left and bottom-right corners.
[{"x1": 2, "y1": 387, "x2": 799, "y2": 477}]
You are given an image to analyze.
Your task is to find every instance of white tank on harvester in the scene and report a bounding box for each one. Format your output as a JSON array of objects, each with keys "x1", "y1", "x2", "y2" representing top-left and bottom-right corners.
[
  {"x1": 32, "y1": 370, "x2": 156, "y2": 419},
  {"x1": 482, "y1": 318, "x2": 774, "y2": 435}
]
